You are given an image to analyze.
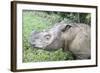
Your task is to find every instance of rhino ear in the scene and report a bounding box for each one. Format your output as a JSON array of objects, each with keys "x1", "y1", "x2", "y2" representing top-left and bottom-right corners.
[{"x1": 61, "y1": 25, "x2": 72, "y2": 32}]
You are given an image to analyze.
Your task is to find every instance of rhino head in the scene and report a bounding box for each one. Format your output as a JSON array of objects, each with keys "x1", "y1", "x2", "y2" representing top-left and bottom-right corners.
[{"x1": 29, "y1": 23, "x2": 72, "y2": 51}]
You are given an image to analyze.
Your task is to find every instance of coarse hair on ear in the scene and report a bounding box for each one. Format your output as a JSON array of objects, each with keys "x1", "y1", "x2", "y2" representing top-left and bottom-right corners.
[{"x1": 61, "y1": 25, "x2": 72, "y2": 32}]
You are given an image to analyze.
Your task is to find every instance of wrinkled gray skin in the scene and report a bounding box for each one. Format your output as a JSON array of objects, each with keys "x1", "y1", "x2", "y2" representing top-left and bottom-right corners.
[{"x1": 29, "y1": 23, "x2": 91, "y2": 59}]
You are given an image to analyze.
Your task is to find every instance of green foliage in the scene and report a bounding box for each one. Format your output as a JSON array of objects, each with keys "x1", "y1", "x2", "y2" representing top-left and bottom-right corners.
[
  {"x1": 23, "y1": 10, "x2": 90, "y2": 62},
  {"x1": 23, "y1": 48, "x2": 74, "y2": 62}
]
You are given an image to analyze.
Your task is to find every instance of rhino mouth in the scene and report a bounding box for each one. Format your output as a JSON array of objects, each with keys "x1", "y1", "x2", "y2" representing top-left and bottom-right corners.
[{"x1": 31, "y1": 44, "x2": 59, "y2": 51}]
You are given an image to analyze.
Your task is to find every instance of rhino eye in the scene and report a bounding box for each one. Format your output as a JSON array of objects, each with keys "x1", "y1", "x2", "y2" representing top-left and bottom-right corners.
[{"x1": 45, "y1": 34, "x2": 51, "y2": 40}]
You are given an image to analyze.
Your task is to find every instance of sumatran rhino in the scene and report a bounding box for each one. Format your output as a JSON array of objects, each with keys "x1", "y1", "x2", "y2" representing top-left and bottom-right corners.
[{"x1": 29, "y1": 22, "x2": 91, "y2": 59}]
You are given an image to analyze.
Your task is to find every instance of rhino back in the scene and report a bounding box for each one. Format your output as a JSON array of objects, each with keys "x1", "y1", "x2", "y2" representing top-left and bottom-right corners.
[{"x1": 62, "y1": 24, "x2": 91, "y2": 59}]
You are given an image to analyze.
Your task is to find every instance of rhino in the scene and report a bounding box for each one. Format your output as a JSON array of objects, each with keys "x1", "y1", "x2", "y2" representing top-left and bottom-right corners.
[{"x1": 29, "y1": 22, "x2": 91, "y2": 59}]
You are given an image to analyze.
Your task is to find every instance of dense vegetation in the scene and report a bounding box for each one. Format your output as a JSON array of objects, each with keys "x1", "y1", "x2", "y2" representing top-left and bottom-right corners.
[{"x1": 22, "y1": 10, "x2": 91, "y2": 62}]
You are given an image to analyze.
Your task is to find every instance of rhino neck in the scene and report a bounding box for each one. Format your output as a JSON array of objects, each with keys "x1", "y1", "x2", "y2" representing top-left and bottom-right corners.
[
  {"x1": 61, "y1": 28, "x2": 77, "y2": 52},
  {"x1": 46, "y1": 36, "x2": 63, "y2": 50}
]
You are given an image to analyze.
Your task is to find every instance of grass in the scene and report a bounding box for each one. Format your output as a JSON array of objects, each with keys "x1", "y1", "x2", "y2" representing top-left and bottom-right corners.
[{"x1": 22, "y1": 10, "x2": 74, "y2": 62}]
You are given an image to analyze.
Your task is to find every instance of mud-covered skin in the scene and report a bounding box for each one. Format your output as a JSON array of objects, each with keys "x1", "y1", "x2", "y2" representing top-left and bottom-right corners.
[{"x1": 29, "y1": 23, "x2": 91, "y2": 59}]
